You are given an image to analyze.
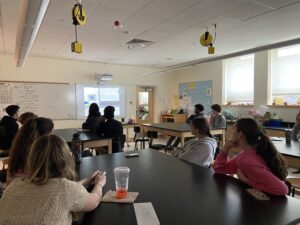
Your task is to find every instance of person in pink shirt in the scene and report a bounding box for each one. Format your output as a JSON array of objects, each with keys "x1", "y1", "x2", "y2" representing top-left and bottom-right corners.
[{"x1": 213, "y1": 118, "x2": 288, "y2": 196}]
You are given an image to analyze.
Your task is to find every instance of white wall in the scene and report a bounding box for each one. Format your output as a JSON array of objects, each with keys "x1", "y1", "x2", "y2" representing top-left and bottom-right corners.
[
  {"x1": 169, "y1": 51, "x2": 299, "y2": 122},
  {"x1": 0, "y1": 54, "x2": 174, "y2": 128}
]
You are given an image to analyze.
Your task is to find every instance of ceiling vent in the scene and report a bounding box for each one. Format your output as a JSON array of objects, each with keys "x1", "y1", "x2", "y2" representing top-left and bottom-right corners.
[
  {"x1": 126, "y1": 39, "x2": 154, "y2": 49},
  {"x1": 15, "y1": 0, "x2": 50, "y2": 67}
]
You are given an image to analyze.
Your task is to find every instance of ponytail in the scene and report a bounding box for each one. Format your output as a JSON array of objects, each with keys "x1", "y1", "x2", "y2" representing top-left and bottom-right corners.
[
  {"x1": 236, "y1": 118, "x2": 288, "y2": 181},
  {"x1": 256, "y1": 133, "x2": 288, "y2": 180}
]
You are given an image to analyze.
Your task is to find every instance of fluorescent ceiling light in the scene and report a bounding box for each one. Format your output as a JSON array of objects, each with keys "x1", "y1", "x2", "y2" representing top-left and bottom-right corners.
[{"x1": 15, "y1": 0, "x2": 50, "y2": 67}]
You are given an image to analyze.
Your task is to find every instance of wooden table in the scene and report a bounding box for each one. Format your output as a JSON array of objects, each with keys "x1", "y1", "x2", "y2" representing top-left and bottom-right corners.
[
  {"x1": 142, "y1": 122, "x2": 226, "y2": 146},
  {"x1": 76, "y1": 150, "x2": 300, "y2": 225},
  {"x1": 272, "y1": 138, "x2": 300, "y2": 169},
  {"x1": 54, "y1": 129, "x2": 112, "y2": 154}
]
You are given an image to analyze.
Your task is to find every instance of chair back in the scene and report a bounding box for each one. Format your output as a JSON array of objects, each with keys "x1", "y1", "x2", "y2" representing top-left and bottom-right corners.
[
  {"x1": 134, "y1": 126, "x2": 141, "y2": 133},
  {"x1": 147, "y1": 131, "x2": 159, "y2": 147},
  {"x1": 147, "y1": 131, "x2": 158, "y2": 138}
]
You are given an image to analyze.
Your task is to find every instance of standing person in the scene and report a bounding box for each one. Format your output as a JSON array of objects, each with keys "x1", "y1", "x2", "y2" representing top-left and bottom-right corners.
[
  {"x1": 186, "y1": 104, "x2": 205, "y2": 124},
  {"x1": 18, "y1": 112, "x2": 37, "y2": 125},
  {"x1": 210, "y1": 104, "x2": 226, "y2": 129},
  {"x1": 0, "y1": 105, "x2": 20, "y2": 155},
  {"x1": 213, "y1": 118, "x2": 288, "y2": 196},
  {"x1": 0, "y1": 134, "x2": 106, "y2": 225},
  {"x1": 8, "y1": 117, "x2": 54, "y2": 182},
  {"x1": 98, "y1": 106, "x2": 123, "y2": 153},
  {"x1": 82, "y1": 103, "x2": 103, "y2": 133},
  {"x1": 173, "y1": 118, "x2": 217, "y2": 168}
]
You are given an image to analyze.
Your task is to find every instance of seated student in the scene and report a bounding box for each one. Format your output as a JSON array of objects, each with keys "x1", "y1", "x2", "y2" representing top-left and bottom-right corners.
[
  {"x1": 0, "y1": 134, "x2": 106, "y2": 225},
  {"x1": 18, "y1": 112, "x2": 37, "y2": 125},
  {"x1": 168, "y1": 104, "x2": 205, "y2": 148},
  {"x1": 291, "y1": 110, "x2": 300, "y2": 141},
  {"x1": 98, "y1": 106, "x2": 123, "y2": 153},
  {"x1": 173, "y1": 118, "x2": 217, "y2": 168},
  {"x1": 186, "y1": 104, "x2": 205, "y2": 124},
  {"x1": 213, "y1": 118, "x2": 288, "y2": 196},
  {"x1": 7, "y1": 117, "x2": 54, "y2": 182},
  {"x1": 82, "y1": 103, "x2": 103, "y2": 133},
  {"x1": 210, "y1": 104, "x2": 226, "y2": 129},
  {"x1": 291, "y1": 110, "x2": 300, "y2": 173},
  {"x1": 0, "y1": 105, "x2": 20, "y2": 155}
]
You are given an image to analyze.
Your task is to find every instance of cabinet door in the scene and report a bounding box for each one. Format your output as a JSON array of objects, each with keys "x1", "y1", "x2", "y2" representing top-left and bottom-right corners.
[{"x1": 265, "y1": 129, "x2": 285, "y2": 137}]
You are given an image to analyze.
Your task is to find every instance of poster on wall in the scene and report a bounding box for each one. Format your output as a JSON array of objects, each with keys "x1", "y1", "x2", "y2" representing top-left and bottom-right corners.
[{"x1": 179, "y1": 80, "x2": 212, "y2": 114}]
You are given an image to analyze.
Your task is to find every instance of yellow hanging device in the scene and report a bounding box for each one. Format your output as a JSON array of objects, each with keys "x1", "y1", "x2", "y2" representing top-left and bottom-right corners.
[
  {"x1": 71, "y1": 2, "x2": 87, "y2": 54},
  {"x1": 72, "y1": 3, "x2": 87, "y2": 26},
  {"x1": 199, "y1": 24, "x2": 217, "y2": 55},
  {"x1": 200, "y1": 31, "x2": 213, "y2": 47}
]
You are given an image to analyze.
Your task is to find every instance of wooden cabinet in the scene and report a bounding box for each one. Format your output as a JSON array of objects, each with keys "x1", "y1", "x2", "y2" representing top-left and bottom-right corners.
[
  {"x1": 265, "y1": 129, "x2": 285, "y2": 137},
  {"x1": 161, "y1": 113, "x2": 188, "y2": 123}
]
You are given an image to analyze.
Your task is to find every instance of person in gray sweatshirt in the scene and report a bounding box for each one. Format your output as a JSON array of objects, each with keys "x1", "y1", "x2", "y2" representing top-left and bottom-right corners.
[
  {"x1": 173, "y1": 117, "x2": 217, "y2": 168},
  {"x1": 210, "y1": 104, "x2": 226, "y2": 129}
]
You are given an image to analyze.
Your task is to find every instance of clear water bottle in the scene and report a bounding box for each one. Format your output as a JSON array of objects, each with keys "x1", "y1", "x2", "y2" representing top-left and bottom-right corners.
[{"x1": 71, "y1": 132, "x2": 82, "y2": 163}]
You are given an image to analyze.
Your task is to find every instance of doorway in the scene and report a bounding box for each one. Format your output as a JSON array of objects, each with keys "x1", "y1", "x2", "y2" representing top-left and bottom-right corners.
[{"x1": 136, "y1": 86, "x2": 154, "y2": 124}]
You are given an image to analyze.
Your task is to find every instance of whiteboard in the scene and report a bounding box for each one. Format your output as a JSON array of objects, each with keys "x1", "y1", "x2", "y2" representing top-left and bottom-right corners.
[{"x1": 0, "y1": 82, "x2": 76, "y2": 120}]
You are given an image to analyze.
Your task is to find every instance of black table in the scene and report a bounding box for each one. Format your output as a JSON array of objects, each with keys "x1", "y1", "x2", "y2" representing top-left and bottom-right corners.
[
  {"x1": 76, "y1": 150, "x2": 300, "y2": 225},
  {"x1": 272, "y1": 138, "x2": 300, "y2": 169},
  {"x1": 54, "y1": 129, "x2": 112, "y2": 154},
  {"x1": 142, "y1": 123, "x2": 226, "y2": 146}
]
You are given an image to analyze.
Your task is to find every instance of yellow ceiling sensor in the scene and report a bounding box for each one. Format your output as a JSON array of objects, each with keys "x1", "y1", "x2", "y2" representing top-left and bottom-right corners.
[
  {"x1": 208, "y1": 44, "x2": 215, "y2": 54},
  {"x1": 71, "y1": 41, "x2": 82, "y2": 54},
  {"x1": 72, "y1": 3, "x2": 87, "y2": 26},
  {"x1": 200, "y1": 32, "x2": 213, "y2": 46}
]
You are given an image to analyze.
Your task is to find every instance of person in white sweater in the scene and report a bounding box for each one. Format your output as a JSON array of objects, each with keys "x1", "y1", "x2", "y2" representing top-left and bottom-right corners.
[
  {"x1": 0, "y1": 134, "x2": 106, "y2": 225},
  {"x1": 173, "y1": 117, "x2": 217, "y2": 168}
]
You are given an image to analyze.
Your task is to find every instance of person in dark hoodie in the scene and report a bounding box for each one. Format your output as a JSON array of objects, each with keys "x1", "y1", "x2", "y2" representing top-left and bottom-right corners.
[
  {"x1": 186, "y1": 104, "x2": 205, "y2": 124},
  {"x1": 97, "y1": 106, "x2": 123, "y2": 153},
  {"x1": 82, "y1": 103, "x2": 103, "y2": 133},
  {"x1": 0, "y1": 105, "x2": 20, "y2": 155}
]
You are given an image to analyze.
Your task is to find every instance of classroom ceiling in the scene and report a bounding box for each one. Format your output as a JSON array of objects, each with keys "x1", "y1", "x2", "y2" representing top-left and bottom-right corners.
[{"x1": 1, "y1": 0, "x2": 300, "y2": 68}]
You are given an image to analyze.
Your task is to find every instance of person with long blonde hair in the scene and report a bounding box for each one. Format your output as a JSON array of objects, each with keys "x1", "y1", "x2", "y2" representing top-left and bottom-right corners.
[{"x1": 0, "y1": 134, "x2": 106, "y2": 225}]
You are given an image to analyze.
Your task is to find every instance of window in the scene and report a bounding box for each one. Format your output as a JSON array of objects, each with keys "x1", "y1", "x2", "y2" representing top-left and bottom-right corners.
[
  {"x1": 76, "y1": 84, "x2": 125, "y2": 119},
  {"x1": 271, "y1": 44, "x2": 300, "y2": 105},
  {"x1": 224, "y1": 54, "x2": 254, "y2": 105}
]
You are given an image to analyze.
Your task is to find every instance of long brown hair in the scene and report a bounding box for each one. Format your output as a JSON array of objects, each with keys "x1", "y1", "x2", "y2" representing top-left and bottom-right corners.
[
  {"x1": 192, "y1": 117, "x2": 213, "y2": 138},
  {"x1": 8, "y1": 117, "x2": 54, "y2": 176},
  {"x1": 27, "y1": 134, "x2": 76, "y2": 185},
  {"x1": 235, "y1": 118, "x2": 288, "y2": 180}
]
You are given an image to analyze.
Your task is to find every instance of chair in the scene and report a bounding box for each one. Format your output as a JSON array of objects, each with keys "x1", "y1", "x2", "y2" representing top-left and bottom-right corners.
[
  {"x1": 147, "y1": 131, "x2": 166, "y2": 153},
  {"x1": 133, "y1": 126, "x2": 149, "y2": 150},
  {"x1": 286, "y1": 178, "x2": 300, "y2": 197}
]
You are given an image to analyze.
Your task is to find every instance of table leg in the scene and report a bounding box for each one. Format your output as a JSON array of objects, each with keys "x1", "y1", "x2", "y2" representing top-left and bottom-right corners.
[{"x1": 181, "y1": 135, "x2": 185, "y2": 147}]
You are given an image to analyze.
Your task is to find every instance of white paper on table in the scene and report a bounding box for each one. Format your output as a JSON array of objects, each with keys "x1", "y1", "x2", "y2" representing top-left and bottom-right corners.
[{"x1": 134, "y1": 202, "x2": 160, "y2": 225}]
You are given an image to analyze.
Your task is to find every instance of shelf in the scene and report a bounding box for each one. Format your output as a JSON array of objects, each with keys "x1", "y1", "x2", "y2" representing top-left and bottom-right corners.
[
  {"x1": 222, "y1": 105, "x2": 254, "y2": 107},
  {"x1": 267, "y1": 105, "x2": 300, "y2": 108}
]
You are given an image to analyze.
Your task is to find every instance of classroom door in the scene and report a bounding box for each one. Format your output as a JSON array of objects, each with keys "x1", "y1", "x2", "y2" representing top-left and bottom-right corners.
[{"x1": 136, "y1": 87, "x2": 154, "y2": 124}]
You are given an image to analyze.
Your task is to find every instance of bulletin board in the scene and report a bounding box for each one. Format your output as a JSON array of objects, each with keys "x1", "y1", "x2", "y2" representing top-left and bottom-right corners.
[{"x1": 179, "y1": 80, "x2": 212, "y2": 113}]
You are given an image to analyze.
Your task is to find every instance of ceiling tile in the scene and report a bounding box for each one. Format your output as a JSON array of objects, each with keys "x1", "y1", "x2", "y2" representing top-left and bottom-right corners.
[
  {"x1": 250, "y1": 0, "x2": 300, "y2": 9},
  {"x1": 223, "y1": 1, "x2": 272, "y2": 21}
]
